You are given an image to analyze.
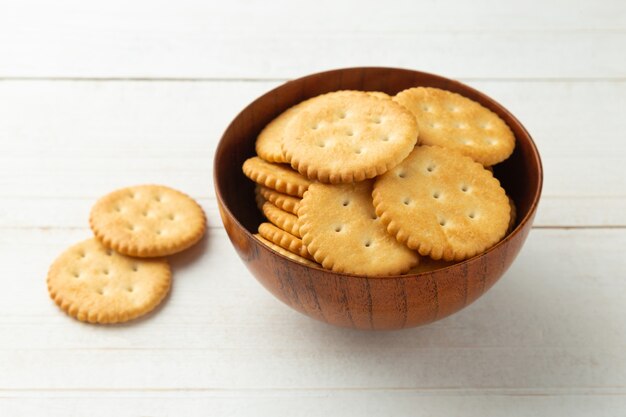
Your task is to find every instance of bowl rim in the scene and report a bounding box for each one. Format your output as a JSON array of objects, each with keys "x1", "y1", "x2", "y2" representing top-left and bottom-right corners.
[{"x1": 214, "y1": 66, "x2": 544, "y2": 280}]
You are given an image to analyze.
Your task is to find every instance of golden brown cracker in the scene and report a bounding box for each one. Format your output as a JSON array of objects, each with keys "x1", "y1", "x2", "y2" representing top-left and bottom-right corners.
[
  {"x1": 243, "y1": 156, "x2": 312, "y2": 197},
  {"x1": 298, "y1": 181, "x2": 419, "y2": 276},
  {"x1": 507, "y1": 195, "x2": 517, "y2": 233},
  {"x1": 393, "y1": 87, "x2": 515, "y2": 166},
  {"x1": 282, "y1": 91, "x2": 418, "y2": 183},
  {"x1": 373, "y1": 145, "x2": 510, "y2": 261},
  {"x1": 257, "y1": 185, "x2": 301, "y2": 215},
  {"x1": 262, "y1": 201, "x2": 301, "y2": 237},
  {"x1": 47, "y1": 238, "x2": 171, "y2": 324},
  {"x1": 258, "y1": 222, "x2": 312, "y2": 260},
  {"x1": 90, "y1": 185, "x2": 206, "y2": 258},
  {"x1": 254, "y1": 234, "x2": 318, "y2": 267}
]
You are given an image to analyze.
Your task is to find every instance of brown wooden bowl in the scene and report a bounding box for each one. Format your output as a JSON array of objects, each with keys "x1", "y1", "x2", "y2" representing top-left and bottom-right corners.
[{"x1": 214, "y1": 67, "x2": 543, "y2": 330}]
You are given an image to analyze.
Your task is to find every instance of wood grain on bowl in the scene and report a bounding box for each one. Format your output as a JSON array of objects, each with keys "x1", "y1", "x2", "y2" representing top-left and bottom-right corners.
[{"x1": 214, "y1": 67, "x2": 542, "y2": 330}]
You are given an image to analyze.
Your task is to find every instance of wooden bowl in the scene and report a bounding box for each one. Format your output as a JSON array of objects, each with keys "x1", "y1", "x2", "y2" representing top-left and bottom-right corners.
[{"x1": 214, "y1": 67, "x2": 543, "y2": 330}]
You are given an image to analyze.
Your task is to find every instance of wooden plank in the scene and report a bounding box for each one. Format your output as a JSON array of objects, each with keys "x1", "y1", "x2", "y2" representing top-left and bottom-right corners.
[
  {"x1": 0, "y1": 228, "x2": 624, "y2": 391},
  {"x1": 0, "y1": 1, "x2": 624, "y2": 78},
  {"x1": 0, "y1": 80, "x2": 624, "y2": 226},
  {"x1": 2, "y1": 391, "x2": 626, "y2": 417}
]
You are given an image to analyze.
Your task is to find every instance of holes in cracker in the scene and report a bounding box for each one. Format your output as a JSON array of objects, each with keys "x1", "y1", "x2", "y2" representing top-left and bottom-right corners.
[
  {"x1": 432, "y1": 191, "x2": 441, "y2": 199},
  {"x1": 347, "y1": 130, "x2": 354, "y2": 137},
  {"x1": 334, "y1": 225, "x2": 343, "y2": 233},
  {"x1": 155, "y1": 229, "x2": 163, "y2": 236},
  {"x1": 448, "y1": 105, "x2": 459, "y2": 113},
  {"x1": 128, "y1": 224, "x2": 136, "y2": 231},
  {"x1": 397, "y1": 171, "x2": 406, "y2": 179},
  {"x1": 131, "y1": 265, "x2": 139, "y2": 272},
  {"x1": 454, "y1": 122, "x2": 467, "y2": 129},
  {"x1": 486, "y1": 138, "x2": 498, "y2": 146},
  {"x1": 168, "y1": 214, "x2": 176, "y2": 221},
  {"x1": 105, "y1": 249, "x2": 113, "y2": 257},
  {"x1": 338, "y1": 111, "x2": 347, "y2": 119},
  {"x1": 317, "y1": 141, "x2": 326, "y2": 148},
  {"x1": 421, "y1": 105, "x2": 431, "y2": 112},
  {"x1": 127, "y1": 286, "x2": 134, "y2": 292},
  {"x1": 403, "y1": 197, "x2": 411, "y2": 206},
  {"x1": 461, "y1": 184, "x2": 470, "y2": 193},
  {"x1": 96, "y1": 288, "x2": 104, "y2": 295},
  {"x1": 354, "y1": 148, "x2": 363, "y2": 155},
  {"x1": 103, "y1": 268, "x2": 110, "y2": 276},
  {"x1": 381, "y1": 135, "x2": 389, "y2": 142},
  {"x1": 372, "y1": 116, "x2": 382, "y2": 124},
  {"x1": 342, "y1": 199, "x2": 350, "y2": 207},
  {"x1": 479, "y1": 122, "x2": 491, "y2": 130},
  {"x1": 78, "y1": 251, "x2": 86, "y2": 259},
  {"x1": 114, "y1": 205, "x2": 122, "y2": 213},
  {"x1": 428, "y1": 122, "x2": 441, "y2": 129},
  {"x1": 439, "y1": 218, "x2": 447, "y2": 227},
  {"x1": 142, "y1": 211, "x2": 149, "y2": 217},
  {"x1": 154, "y1": 195, "x2": 162, "y2": 202},
  {"x1": 460, "y1": 138, "x2": 474, "y2": 145},
  {"x1": 468, "y1": 212, "x2": 477, "y2": 219},
  {"x1": 311, "y1": 124, "x2": 319, "y2": 130},
  {"x1": 364, "y1": 240, "x2": 372, "y2": 248},
  {"x1": 426, "y1": 164, "x2": 436, "y2": 173},
  {"x1": 73, "y1": 271, "x2": 80, "y2": 279}
]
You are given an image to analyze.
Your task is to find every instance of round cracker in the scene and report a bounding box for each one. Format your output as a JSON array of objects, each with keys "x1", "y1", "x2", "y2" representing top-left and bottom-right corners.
[
  {"x1": 243, "y1": 156, "x2": 312, "y2": 197},
  {"x1": 255, "y1": 104, "x2": 303, "y2": 163},
  {"x1": 393, "y1": 87, "x2": 515, "y2": 166},
  {"x1": 257, "y1": 185, "x2": 301, "y2": 215},
  {"x1": 262, "y1": 202, "x2": 301, "y2": 237},
  {"x1": 507, "y1": 195, "x2": 517, "y2": 233},
  {"x1": 299, "y1": 181, "x2": 419, "y2": 276},
  {"x1": 373, "y1": 145, "x2": 510, "y2": 261},
  {"x1": 254, "y1": 234, "x2": 318, "y2": 268},
  {"x1": 258, "y1": 222, "x2": 312, "y2": 260},
  {"x1": 47, "y1": 238, "x2": 171, "y2": 324},
  {"x1": 282, "y1": 91, "x2": 419, "y2": 183},
  {"x1": 256, "y1": 90, "x2": 387, "y2": 163},
  {"x1": 90, "y1": 185, "x2": 206, "y2": 258}
]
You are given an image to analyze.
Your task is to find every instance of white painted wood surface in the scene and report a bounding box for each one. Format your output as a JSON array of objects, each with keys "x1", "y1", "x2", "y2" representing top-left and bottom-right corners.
[{"x1": 1, "y1": 1, "x2": 625, "y2": 416}]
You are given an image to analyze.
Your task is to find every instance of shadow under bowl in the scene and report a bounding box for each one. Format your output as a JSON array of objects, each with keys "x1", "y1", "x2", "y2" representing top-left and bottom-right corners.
[{"x1": 214, "y1": 67, "x2": 543, "y2": 330}]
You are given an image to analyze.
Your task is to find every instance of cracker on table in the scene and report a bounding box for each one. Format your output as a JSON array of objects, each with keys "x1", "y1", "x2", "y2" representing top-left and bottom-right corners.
[
  {"x1": 373, "y1": 145, "x2": 510, "y2": 261},
  {"x1": 298, "y1": 181, "x2": 419, "y2": 276},
  {"x1": 262, "y1": 201, "x2": 301, "y2": 238},
  {"x1": 243, "y1": 156, "x2": 312, "y2": 197},
  {"x1": 90, "y1": 184, "x2": 206, "y2": 258},
  {"x1": 47, "y1": 238, "x2": 171, "y2": 324},
  {"x1": 257, "y1": 185, "x2": 301, "y2": 215},
  {"x1": 254, "y1": 234, "x2": 318, "y2": 267},
  {"x1": 393, "y1": 87, "x2": 515, "y2": 166},
  {"x1": 258, "y1": 222, "x2": 312, "y2": 260},
  {"x1": 282, "y1": 91, "x2": 418, "y2": 183}
]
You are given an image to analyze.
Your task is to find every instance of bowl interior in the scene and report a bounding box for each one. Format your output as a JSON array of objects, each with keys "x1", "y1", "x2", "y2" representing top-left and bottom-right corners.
[{"x1": 215, "y1": 67, "x2": 542, "y2": 245}]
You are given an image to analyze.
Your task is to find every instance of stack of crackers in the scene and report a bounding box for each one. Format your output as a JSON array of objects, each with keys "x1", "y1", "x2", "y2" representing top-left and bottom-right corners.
[
  {"x1": 243, "y1": 88, "x2": 517, "y2": 276},
  {"x1": 47, "y1": 185, "x2": 206, "y2": 324}
]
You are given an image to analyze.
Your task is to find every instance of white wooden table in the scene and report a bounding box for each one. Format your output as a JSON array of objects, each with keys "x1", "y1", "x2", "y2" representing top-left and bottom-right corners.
[{"x1": 1, "y1": 1, "x2": 625, "y2": 415}]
